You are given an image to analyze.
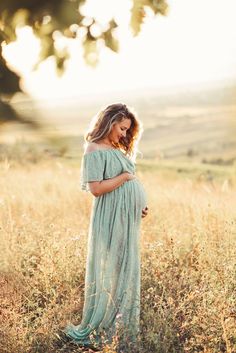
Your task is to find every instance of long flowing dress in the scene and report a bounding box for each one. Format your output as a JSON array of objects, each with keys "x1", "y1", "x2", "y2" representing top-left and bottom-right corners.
[{"x1": 64, "y1": 148, "x2": 147, "y2": 349}]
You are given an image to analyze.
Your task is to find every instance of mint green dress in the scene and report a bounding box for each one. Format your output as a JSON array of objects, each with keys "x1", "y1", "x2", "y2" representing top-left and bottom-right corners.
[{"x1": 64, "y1": 148, "x2": 147, "y2": 349}]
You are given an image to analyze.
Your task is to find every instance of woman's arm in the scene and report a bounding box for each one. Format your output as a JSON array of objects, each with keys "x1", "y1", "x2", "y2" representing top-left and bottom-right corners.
[
  {"x1": 84, "y1": 143, "x2": 136, "y2": 197},
  {"x1": 88, "y1": 172, "x2": 135, "y2": 197}
]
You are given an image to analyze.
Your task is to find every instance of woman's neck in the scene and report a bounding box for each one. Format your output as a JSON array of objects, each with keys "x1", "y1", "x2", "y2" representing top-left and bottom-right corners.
[{"x1": 97, "y1": 138, "x2": 115, "y2": 148}]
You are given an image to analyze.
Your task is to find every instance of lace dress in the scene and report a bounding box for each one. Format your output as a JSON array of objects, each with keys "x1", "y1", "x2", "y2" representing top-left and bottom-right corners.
[{"x1": 64, "y1": 148, "x2": 147, "y2": 349}]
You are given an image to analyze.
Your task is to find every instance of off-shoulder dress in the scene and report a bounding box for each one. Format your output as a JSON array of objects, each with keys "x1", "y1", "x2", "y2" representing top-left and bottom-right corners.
[{"x1": 64, "y1": 148, "x2": 147, "y2": 349}]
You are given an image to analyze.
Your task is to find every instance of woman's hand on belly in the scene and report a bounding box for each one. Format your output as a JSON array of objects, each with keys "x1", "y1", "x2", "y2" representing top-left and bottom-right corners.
[
  {"x1": 123, "y1": 172, "x2": 136, "y2": 181},
  {"x1": 88, "y1": 172, "x2": 136, "y2": 197}
]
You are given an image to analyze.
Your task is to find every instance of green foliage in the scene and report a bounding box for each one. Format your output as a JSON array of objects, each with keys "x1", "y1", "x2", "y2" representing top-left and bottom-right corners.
[
  {"x1": 0, "y1": 0, "x2": 168, "y2": 89},
  {"x1": 130, "y1": 0, "x2": 168, "y2": 36},
  {"x1": 0, "y1": 0, "x2": 168, "y2": 127}
]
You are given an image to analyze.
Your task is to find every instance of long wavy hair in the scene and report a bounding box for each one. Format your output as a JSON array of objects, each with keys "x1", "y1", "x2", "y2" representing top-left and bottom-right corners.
[{"x1": 84, "y1": 103, "x2": 143, "y2": 160}]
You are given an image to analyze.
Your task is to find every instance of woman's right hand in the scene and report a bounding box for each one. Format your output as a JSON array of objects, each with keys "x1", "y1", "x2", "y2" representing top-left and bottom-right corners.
[{"x1": 123, "y1": 172, "x2": 136, "y2": 181}]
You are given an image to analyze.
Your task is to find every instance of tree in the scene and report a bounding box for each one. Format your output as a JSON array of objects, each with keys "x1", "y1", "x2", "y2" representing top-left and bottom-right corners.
[{"x1": 0, "y1": 0, "x2": 168, "y2": 126}]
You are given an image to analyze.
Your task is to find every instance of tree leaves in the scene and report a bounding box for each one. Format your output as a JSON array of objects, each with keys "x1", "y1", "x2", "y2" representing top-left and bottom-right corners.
[
  {"x1": 1, "y1": 0, "x2": 168, "y2": 77},
  {"x1": 0, "y1": 0, "x2": 168, "y2": 128},
  {"x1": 130, "y1": 0, "x2": 147, "y2": 37},
  {"x1": 130, "y1": 0, "x2": 169, "y2": 36},
  {"x1": 103, "y1": 19, "x2": 119, "y2": 53}
]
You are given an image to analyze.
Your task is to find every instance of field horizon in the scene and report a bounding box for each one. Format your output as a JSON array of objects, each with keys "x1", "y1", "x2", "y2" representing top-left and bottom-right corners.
[{"x1": 1, "y1": 79, "x2": 236, "y2": 164}]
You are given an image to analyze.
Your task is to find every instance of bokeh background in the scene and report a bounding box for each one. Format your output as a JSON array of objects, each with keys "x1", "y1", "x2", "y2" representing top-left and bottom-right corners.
[{"x1": 1, "y1": 0, "x2": 236, "y2": 164}]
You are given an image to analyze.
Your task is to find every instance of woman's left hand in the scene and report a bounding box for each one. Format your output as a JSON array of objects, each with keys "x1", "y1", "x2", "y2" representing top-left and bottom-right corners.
[{"x1": 142, "y1": 206, "x2": 148, "y2": 218}]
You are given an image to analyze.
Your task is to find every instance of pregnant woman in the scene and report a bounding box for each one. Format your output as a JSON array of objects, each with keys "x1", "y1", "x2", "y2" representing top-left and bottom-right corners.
[{"x1": 63, "y1": 103, "x2": 148, "y2": 351}]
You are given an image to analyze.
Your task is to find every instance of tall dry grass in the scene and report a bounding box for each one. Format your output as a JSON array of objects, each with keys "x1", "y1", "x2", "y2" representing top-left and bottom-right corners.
[{"x1": 0, "y1": 158, "x2": 236, "y2": 353}]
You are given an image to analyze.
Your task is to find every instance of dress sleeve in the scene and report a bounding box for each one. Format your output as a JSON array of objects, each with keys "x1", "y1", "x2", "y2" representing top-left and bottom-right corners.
[{"x1": 80, "y1": 152, "x2": 105, "y2": 192}]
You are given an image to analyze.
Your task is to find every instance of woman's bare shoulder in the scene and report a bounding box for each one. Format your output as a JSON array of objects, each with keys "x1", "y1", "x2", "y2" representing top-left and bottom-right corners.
[{"x1": 84, "y1": 142, "x2": 100, "y2": 154}]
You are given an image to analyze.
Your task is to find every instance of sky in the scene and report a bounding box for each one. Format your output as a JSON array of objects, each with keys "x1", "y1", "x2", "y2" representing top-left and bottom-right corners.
[{"x1": 3, "y1": 0, "x2": 236, "y2": 101}]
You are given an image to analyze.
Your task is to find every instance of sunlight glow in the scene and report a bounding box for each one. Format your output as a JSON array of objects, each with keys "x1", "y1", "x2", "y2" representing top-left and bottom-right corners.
[
  {"x1": 2, "y1": 0, "x2": 236, "y2": 100},
  {"x1": 2, "y1": 26, "x2": 41, "y2": 76}
]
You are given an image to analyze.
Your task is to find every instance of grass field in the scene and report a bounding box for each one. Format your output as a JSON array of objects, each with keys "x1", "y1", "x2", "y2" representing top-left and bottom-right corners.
[
  {"x1": 0, "y1": 147, "x2": 236, "y2": 352},
  {"x1": 0, "y1": 77, "x2": 236, "y2": 353}
]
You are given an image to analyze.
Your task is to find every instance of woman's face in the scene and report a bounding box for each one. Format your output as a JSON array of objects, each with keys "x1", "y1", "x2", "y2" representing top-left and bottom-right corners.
[{"x1": 108, "y1": 118, "x2": 131, "y2": 144}]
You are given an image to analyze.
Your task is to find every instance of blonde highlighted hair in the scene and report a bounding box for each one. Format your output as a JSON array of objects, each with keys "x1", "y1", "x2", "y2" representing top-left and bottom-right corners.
[{"x1": 84, "y1": 103, "x2": 143, "y2": 160}]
